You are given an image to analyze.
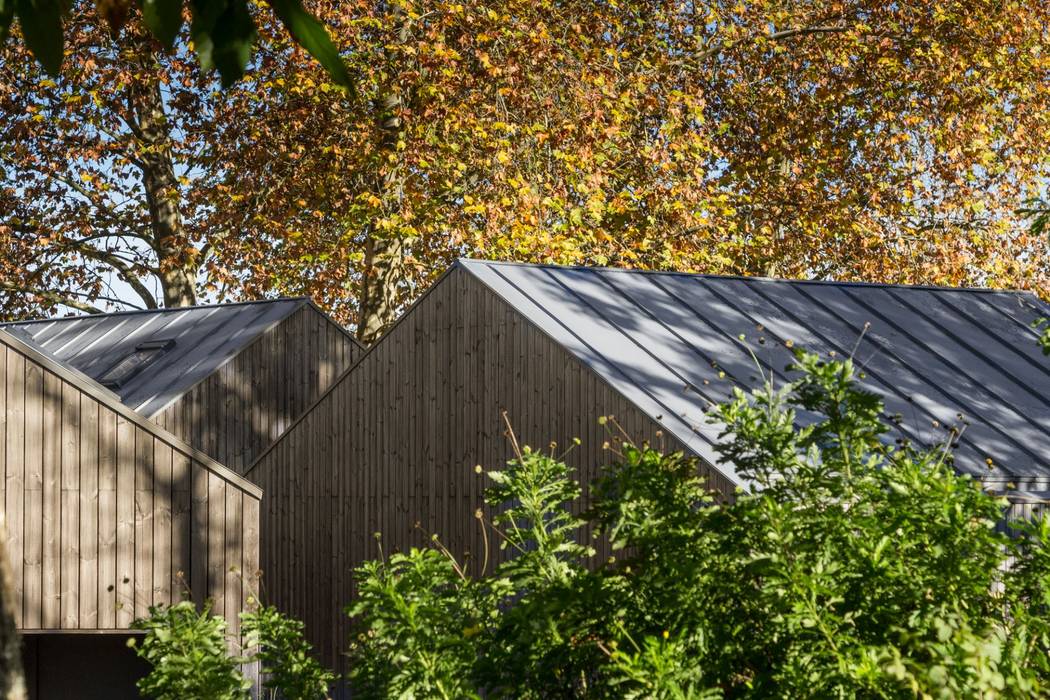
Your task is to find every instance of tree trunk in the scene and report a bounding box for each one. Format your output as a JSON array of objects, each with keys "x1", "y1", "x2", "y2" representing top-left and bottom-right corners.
[
  {"x1": 129, "y1": 64, "x2": 198, "y2": 308},
  {"x1": 0, "y1": 518, "x2": 26, "y2": 700},
  {"x1": 355, "y1": 9, "x2": 414, "y2": 345},
  {"x1": 357, "y1": 235, "x2": 407, "y2": 344}
]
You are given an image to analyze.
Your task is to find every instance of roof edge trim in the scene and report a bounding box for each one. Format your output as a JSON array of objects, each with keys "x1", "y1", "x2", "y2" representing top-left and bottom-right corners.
[
  {"x1": 456, "y1": 258, "x2": 1041, "y2": 297},
  {"x1": 0, "y1": 328, "x2": 262, "y2": 499}
]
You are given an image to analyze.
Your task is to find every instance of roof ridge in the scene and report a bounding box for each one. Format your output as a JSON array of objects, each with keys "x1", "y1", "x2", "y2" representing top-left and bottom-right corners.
[
  {"x1": 0, "y1": 296, "x2": 310, "y2": 326},
  {"x1": 457, "y1": 258, "x2": 1039, "y2": 297}
]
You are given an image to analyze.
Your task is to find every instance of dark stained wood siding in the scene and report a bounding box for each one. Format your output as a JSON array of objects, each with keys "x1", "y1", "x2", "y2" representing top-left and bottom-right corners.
[
  {"x1": 153, "y1": 305, "x2": 361, "y2": 474},
  {"x1": 248, "y1": 267, "x2": 736, "y2": 670},
  {"x1": 0, "y1": 331, "x2": 261, "y2": 635}
]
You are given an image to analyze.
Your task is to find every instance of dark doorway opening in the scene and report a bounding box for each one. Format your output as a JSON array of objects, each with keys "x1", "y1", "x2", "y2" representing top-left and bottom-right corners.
[{"x1": 22, "y1": 633, "x2": 148, "y2": 700}]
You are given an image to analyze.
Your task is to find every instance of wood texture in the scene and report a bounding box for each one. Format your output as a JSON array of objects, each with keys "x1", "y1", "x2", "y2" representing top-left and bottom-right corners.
[
  {"x1": 248, "y1": 267, "x2": 738, "y2": 671},
  {"x1": 0, "y1": 330, "x2": 260, "y2": 634},
  {"x1": 153, "y1": 305, "x2": 361, "y2": 473}
]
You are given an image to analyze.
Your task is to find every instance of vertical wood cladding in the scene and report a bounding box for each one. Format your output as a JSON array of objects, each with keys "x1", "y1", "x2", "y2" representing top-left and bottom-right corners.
[
  {"x1": 153, "y1": 305, "x2": 361, "y2": 474},
  {"x1": 248, "y1": 267, "x2": 736, "y2": 670},
  {"x1": 0, "y1": 331, "x2": 261, "y2": 635}
]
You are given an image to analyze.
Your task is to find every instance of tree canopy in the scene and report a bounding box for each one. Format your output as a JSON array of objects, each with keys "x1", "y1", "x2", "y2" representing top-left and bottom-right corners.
[{"x1": 2, "y1": 1, "x2": 1049, "y2": 342}]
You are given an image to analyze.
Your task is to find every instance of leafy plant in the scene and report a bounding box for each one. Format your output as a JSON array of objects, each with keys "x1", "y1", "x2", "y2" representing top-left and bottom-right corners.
[
  {"x1": 346, "y1": 349, "x2": 1050, "y2": 698},
  {"x1": 241, "y1": 601, "x2": 336, "y2": 700},
  {"x1": 132, "y1": 597, "x2": 336, "y2": 700},
  {"x1": 346, "y1": 547, "x2": 482, "y2": 700},
  {"x1": 129, "y1": 600, "x2": 250, "y2": 700}
]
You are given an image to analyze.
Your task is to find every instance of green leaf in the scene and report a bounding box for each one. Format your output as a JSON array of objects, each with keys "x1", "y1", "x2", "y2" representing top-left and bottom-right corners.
[
  {"x1": 141, "y1": 0, "x2": 183, "y2": 49},
  {"x1": 14, "y1": 0, "x2": 64, "y2": 75},
  {"x1": 266, "y1": 0, "x2": 349, "y2": 88},
  {"x1": 189, "y1": 0, "x2": 256, "y2": 87}
]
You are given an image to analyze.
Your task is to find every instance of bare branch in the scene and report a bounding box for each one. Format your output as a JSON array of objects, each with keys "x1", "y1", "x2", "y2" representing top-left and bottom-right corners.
[{"x1": 0, "y1": 281, "x2": 105, "y2": 314}]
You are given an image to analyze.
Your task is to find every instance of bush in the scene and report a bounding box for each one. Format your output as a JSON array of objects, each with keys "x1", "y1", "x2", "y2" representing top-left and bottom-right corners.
[
  {"x1": 242, "y1": 601, "x2": 336, "y2": 700},
  {"x1": 130, "y1": 600, "x2": 249, "y2": 700},
  {"x1": 346, "y1": 349, "x2": 1050, "y2": 698},
  {"x1": 131, "y1": 598, "x2": 334, "y2": 700}
]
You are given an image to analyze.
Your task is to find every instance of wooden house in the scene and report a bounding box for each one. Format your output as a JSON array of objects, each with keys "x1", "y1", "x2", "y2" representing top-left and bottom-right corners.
[
  {"x1": 0, "y1": 298, "x2": 360, "y2": 698},
  {"x1": 0, "y1": 327, "x2": 261, "y2": 698},
  {"x1": 2, "y1": 298, "x2": 362, "y2": 473},
  {"x1": 247, "y1": 259, "x2": 1050, "y2": 672}
]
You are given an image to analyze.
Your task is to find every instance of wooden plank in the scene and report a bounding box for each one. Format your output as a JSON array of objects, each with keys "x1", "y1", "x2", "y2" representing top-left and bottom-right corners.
[
  {"x1": 79, "y1": 395, "x2": 99, "y2": 628},
  {"x1": 5, "y1": 349, "x2": 25, "y2": 628},
  {"x1": 26, "y1": 364, "x2": 49, "y2": 629},
  {"x1": 242, "y1": 492, "x2": 259, "y2": 607},
  {"x1": 207, "y1": 472, "x2": 225, "y2": 619},
  {"x1": 60, "y1": 381, "x2": 80, "y2": 628},
  {"x1": 153, "y1": 442, "x2": 172, "y2": 607},
  {"x1": 224, "y1": 487, "x2": 242, "y2": 638},
  {"x1": 97, "y1": 407, "x2": 117, "y2": 628},
  {"x1": 38, "y1": 367, "x2": 59, "y2": 629},
  {"x1": 190, "y1": 465, "x2": 209, "y2": 608},
  {"x1": 114, "y1": 415, "x2": 135, "y2": 627},
  {"x1": 134, "y1": 427, "x2": 155, "y2": 620},
  {"x1": 171, "y1": 452, "x2": 191, "y2": 600}
]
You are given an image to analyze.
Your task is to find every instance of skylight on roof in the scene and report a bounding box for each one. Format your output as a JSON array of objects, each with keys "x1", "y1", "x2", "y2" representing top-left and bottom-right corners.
[{"x1": 98, "y1": 339, "x2": 175, "y2": 389}]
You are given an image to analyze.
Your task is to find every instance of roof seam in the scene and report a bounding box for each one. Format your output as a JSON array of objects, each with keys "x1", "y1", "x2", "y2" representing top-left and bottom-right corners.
[
  {"x1": 720, "y1": 279, "x2": 966, "y2": 456},
  {"x1": 839, "y1": 286, "x2": 1050, "y2": 446},
  {"x1": 932, "y1": 293, "x2": 1050, "y2": 381},
  {"x1": 584, "y1": 271, "x2": 733, "y2": 413},
  {"x1": 793, "y1": 283, "x2": 1045, "y2": 466},
  {"x1": 884, "y1": 288, "x2": 1050, "y2": 414}
]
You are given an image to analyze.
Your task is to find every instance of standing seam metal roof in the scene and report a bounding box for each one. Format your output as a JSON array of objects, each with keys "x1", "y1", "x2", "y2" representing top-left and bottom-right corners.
[
  {"x1": 0, "y1": 298, "x2": 309, "y2": 418},
  {"x1": 459, "y1": 259, "x2": 1050, "y2": 485}
]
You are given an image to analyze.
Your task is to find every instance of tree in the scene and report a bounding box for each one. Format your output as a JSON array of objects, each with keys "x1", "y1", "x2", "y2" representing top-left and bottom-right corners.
[
  {"x1": 346, "y1": 349, "x2": 1050, "y2": 697},
  {"x1": 3, "y1": 1, "x2": 1049, "y2": 340},
  {"x1": 212, "y1": 0, "x2": 1050, "y2": 343},
  {"x1": 0, "y1": 10, "x2": 218, "y2": 316},
  {"x1": 0, "y1": 0, "x2": 351, "y2": 319}
]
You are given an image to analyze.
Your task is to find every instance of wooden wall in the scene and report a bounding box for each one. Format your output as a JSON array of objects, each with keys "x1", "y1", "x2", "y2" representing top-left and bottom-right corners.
[
  {"x1": 247, "y1": 267, "x2": 735, "y2": 670},
  {"x1": 153, "y1": 304, "x2": 361, "y2": 474},
  {"x1": 0, "y1": 330, "x2": 261, "y2": 637}
]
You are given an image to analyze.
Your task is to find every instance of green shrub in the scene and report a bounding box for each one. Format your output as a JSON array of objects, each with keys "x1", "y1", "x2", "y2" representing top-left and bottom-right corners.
[
  {"x1": 346, "y1": 349, "x2": 1050, "y2": 698},
  {"x1": 132, "y1": 598, "x2": 334, "y2": 700},
  {"x1": 129, "y1": 600, "x2": 249, "y2": 700},
  {"x1": 242, "y1": 601, "x2": 336, "y2": 700}
]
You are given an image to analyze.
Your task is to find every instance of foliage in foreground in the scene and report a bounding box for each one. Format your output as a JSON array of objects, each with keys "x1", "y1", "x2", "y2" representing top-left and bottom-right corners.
[
  {"x1": 130, "y1": 601, "x2": 249, "y2": 700},
  {"x1": 242, "y1": 601, "x2": 336, "y2": 700},
  {"x1": 131, "y1": 599, "x2": 333, "y2": 700},
  {"x1": 346, "y1": 350, "x2": 1050, "y2": 698},
  {"x1": 0, "y1": 0, "x2": 348, "y2": 87}
]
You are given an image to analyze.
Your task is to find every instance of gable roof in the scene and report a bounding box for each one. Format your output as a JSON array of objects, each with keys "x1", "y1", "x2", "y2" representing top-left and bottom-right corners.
[
  {"x1": 0, "y1": 327, "x2": 262, "y2": 498},
  {"x1": 459, "y1": 259, "x2": 1050, "y2": 484},
  {"x1": 0, "y1": 298, "x2": 310, "y2": 418}
]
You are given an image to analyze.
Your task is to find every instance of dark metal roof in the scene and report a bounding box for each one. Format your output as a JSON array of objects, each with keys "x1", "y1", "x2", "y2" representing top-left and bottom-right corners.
[
  {"x1": 460, "y1": 259, "x2": 1050, "y2": 485},
  {"x1": 0, "y1": 298, "x2": 308, "y2": 418}
]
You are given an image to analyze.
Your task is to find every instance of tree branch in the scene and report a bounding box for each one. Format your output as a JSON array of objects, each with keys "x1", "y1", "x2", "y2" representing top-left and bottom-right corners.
[
  {"x1": 0, "y1": 281, "x2": 105, "y2": 314},
  {"x1": 69, "y1": 244, "x2": 159, "y2": 309},
  {"x1": 693, "y1": 24, "x2": 851, "y2": 63}
]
